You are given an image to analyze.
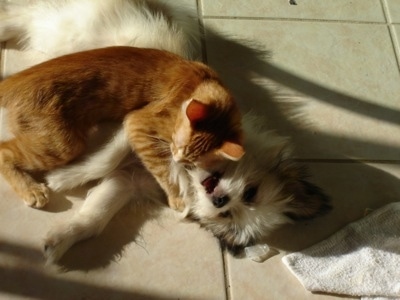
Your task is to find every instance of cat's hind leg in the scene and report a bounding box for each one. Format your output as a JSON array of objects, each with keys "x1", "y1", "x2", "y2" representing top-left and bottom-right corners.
[
  {"x1": 44, "y1": 170, "x2": 134, "y2": 263},
  {"x1": 0, "y1": 131, "x2": 86, "y2": 208},
  {"x1": 0, "y1": 138, "x2": 52, "y2": 208},
  {"x1": 0, "y1": 145, "x2": 49, "y2": 208}
]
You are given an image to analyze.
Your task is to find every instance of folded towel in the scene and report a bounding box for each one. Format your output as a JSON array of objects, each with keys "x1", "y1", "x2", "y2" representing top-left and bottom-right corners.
[{"x1": 282, "y1": 202, "x2": 400, "y2": 299}]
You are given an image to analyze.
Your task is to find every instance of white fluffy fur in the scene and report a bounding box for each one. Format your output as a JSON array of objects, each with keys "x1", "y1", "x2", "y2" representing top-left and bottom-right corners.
[
  {"x1": 47, "y1": 126, "x2": 131, "y2": 191},
  {"x1": 0, "y1": 0, "x2": 199, "y2": 75},
  {"x1": 45, "y1": 170, "x2": 135, "y2": 263},
  {"x1": 0, "y1": 0, "x2": 329, "y2": 262}
]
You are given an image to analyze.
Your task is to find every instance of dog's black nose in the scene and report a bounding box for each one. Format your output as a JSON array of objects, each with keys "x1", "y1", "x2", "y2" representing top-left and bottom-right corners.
[{"x1": 212, "y1": 195, "x2": 230, "y2": 208}]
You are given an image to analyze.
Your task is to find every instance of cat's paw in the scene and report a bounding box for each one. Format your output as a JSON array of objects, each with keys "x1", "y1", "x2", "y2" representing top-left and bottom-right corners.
[
  {"x1": 24, "y1": 183, "x2": 50, "y2": 208},
  {"x1": 168, "y1": 196, "x2": 186, "y2": 212}
]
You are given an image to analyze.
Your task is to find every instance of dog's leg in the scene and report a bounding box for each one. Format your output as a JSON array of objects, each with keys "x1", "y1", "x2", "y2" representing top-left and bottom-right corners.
[
  {"x1": 44, "y1": 170, "x2": 134, "y2": 263},
  {"x1": 46, "y1": 127, "x2": 131, "y2": 191}
]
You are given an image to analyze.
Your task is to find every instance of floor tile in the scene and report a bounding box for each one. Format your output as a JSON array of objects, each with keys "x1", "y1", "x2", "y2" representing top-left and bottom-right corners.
[
  {"x1": 204, "y1": 19, "x2": 400, "y2": 160},
  {"x1": 0, "y1": 181, "x2": 226, "y2": 300},
  {"x1": 201, "y1": 0, "x2": 386, "y2": 22},
  {"x1": 387, "y1": 0, "x2": 400, "y2": 23},
  {"x1": 1, "y1": 39, "x2": 50, "y2": 78},
  {"x1": 227, "y1": 162, "x2": 400, "y2": 299}
]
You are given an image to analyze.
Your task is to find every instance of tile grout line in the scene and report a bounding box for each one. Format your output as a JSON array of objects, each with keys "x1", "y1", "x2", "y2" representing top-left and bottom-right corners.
[
  {"x1": 195, "y1": 0, "x2": 208, "y2": 64},
  {"x1": 220, "y1": 243, "x2": 231, "y2": 300},
  {"x1": 293, "y1": 159, "x2": 400, "y2": 164},
  {"x1": 202, "y1": 15, "x2": 390, "y2": 25},
  {"x1": 379, "y1": 0, "x2": 391, "y2": 23},
  {"x1": 386, "y1": 25, "x2": 400, "y2": 71},
  {"x1": 381, "y1": 0, "x2": 400, "y2": 71}
]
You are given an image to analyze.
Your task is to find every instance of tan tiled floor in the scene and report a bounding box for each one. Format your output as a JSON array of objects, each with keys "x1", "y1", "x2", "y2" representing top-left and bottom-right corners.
[{"x1": 1, "y1": 1, "x2": 400, "y2": 299}]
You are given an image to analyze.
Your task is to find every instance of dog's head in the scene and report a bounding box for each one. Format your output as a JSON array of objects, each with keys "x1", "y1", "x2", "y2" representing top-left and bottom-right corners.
[{"x1": 183, "y1": 122, "x2": 331, "y2": 256}]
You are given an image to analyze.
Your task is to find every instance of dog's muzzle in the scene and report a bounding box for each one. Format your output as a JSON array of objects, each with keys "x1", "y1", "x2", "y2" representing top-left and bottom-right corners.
[
  {"x1": 201, "y1": 172, "x2": 220, "y2": 194},
  {"x1": 212, "y1": 195, "x2": 230, "y2": 208},
  {"x1": 201, "y1": 173, "x2": 230, "y2": 208}
]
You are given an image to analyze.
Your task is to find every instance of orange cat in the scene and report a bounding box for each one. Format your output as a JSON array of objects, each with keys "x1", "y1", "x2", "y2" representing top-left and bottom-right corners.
[{"x1": 0, "y1": 46, "x2": 244, "y2": 210}]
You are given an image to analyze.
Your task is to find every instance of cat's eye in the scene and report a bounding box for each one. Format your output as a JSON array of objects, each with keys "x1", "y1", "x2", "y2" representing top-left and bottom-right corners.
[{"x1": 243, "y1": 186, "x2": 258, "y2": 205}]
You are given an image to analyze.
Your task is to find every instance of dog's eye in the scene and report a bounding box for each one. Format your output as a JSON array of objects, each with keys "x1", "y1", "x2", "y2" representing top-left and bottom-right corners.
[
  {"x1": 218, "y1": 211, "x2": 232, "y2": 218},
  {"x1": 243, "y1": 186, "x2": 258, "y2": 205}
]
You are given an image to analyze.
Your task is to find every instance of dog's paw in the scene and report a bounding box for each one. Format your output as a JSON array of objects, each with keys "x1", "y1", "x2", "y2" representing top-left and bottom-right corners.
[
  {"x1": 43, "y1": 229, "x2": 73, "y2": 263},
  {"x1": 46, "y1": 170, "x2": 69, "y2": 191},
  {"x1": 24, "y1": 183, "x2": 50, "y2": 208}
]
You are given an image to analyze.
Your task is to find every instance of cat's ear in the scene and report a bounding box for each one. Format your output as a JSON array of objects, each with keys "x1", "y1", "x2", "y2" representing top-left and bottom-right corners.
[
  {"x1": 217, "y1": 141, "x2": 245, "y2": 161},
  {"x1": 185, "y1": 99, "x2": 209, "y2": 125}
]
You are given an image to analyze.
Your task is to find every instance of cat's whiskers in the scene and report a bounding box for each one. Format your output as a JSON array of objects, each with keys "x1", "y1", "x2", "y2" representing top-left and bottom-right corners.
[
  {"x1": 142, "y1": 134, "x2": 171, "y2": 156},
  {"x1": 144, "y1": 134, "x2": 169, "y2": 146}
]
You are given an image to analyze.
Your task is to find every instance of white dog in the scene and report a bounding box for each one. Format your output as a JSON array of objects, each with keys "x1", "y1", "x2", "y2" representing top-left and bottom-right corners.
[{"x1": 0, "y1": 0, "x2": 331, "y2": 262}]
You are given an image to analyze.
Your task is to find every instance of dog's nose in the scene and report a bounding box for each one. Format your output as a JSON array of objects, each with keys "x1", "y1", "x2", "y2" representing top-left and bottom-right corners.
[{"x1": 212, "y1": 195, "x2": 230, "y2": 208}]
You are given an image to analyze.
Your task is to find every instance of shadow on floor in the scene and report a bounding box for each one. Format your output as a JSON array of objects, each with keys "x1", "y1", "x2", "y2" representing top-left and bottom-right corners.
[
  {"x1": 201, "y1": 29, "x2": 400, "y2": 251},
  {"x1": 0, "y1": 241, "x2": 182, "y2": 300}
]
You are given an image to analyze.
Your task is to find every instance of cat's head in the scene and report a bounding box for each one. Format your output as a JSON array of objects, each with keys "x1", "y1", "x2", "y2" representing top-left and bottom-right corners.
[
  {"x1": 183, "y1": 121, "x2": 331, "y2": 255},
  {"x1": 171, "y1": 97, "x2": 245, "y2": 168}
]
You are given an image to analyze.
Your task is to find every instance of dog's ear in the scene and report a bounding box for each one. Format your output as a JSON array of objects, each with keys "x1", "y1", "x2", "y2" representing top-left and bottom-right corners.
[
  {"x1": 283, "y1": 179, "x2": 332, "y2": 221},
  {"x1": 276, "y1": 160, "x2": 332, "y2": 221}
]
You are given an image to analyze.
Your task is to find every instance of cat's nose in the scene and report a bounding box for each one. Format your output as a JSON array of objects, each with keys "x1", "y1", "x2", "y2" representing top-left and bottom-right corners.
[
  {"x1": 172, "y1": 148, "x2": 186, "y2": 163},
  {"x1": 212, "y1": 195, "x2": 230, "y2": 208}
]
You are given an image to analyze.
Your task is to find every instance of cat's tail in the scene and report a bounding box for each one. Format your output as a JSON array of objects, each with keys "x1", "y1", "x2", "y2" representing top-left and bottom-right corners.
[{"x1": 46, "y1": 127, "x2": 132, "y2": 191}]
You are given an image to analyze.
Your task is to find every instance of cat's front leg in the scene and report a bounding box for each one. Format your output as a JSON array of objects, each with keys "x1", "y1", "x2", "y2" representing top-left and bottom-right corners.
[
  {"x1": 124, "y1": 111, "x2": 186, "y2": 212},
  {"x1": 166, "y1": 184, "x2": 185, "y2": 212}
]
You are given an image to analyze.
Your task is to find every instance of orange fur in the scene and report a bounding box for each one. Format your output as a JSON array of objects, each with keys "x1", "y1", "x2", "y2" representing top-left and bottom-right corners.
[{"x1": 0, "y1": 46, "x2": 244, "y2": 209}]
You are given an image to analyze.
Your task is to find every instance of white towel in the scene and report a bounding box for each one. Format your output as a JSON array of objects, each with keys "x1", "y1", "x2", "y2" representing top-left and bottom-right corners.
[{"x1": 282, "y1": 202, "x2": 400, "y2": 299}]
